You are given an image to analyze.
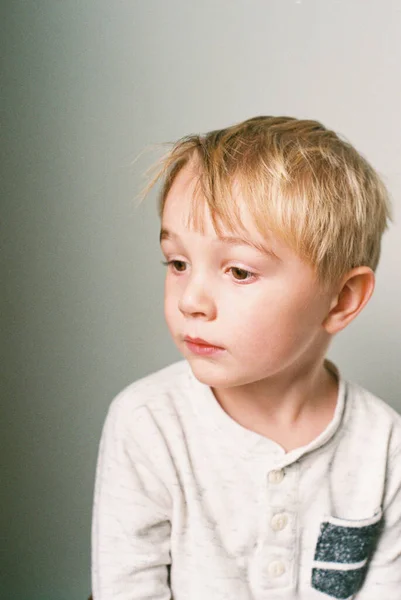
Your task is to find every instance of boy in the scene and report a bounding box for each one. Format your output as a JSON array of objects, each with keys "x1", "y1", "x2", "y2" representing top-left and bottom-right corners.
[{"x1": 91, "y1": 116, "x2": 401, "y2": 599}]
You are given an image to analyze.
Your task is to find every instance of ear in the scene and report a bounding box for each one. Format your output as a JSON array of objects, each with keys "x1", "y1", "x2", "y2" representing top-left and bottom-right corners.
[{"x1": 322, "y1": 267, "x2": 375, "y2": 335}]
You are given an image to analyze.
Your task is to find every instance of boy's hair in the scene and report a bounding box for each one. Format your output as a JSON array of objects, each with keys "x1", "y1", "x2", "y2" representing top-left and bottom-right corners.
[{"x1": 140, "y1": 115, "x2": 392, "y2": 288}]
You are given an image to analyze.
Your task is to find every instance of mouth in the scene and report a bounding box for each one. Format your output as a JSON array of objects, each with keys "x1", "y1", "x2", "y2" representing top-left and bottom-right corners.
[
  {"x1": 184, "y1": 336, "x2": 224, "y2": 349},
  {"x1": 183, "y1": 336, "x2": 225, "y2": 355}
]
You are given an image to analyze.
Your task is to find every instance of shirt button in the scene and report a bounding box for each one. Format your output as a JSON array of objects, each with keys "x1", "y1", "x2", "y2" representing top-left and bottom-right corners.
[
  {"x1": 271, "y1": 513, "x2": 289, "y2": 531},
  {"x1": 268, "y1": 469, "x2": 285, "y2": 484},
  {"x1": 268, "y1": 560, "x2": 286, "y2": 578}
]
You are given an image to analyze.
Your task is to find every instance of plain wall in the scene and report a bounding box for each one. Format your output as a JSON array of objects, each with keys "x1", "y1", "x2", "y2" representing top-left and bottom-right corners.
[{"x1": 2, "y1": 1, "x2": 401, "y2": 598}]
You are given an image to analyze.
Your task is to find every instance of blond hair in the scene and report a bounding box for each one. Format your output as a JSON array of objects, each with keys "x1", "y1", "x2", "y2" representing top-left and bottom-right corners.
[{"x1": 140, "y1": 115, "x2": 392, "y2": 287}]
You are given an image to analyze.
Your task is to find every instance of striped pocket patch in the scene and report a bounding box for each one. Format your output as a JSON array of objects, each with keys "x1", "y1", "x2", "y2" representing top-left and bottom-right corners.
[{"x1": 311, "y1": 510, "x2": 383, "y2": 599}]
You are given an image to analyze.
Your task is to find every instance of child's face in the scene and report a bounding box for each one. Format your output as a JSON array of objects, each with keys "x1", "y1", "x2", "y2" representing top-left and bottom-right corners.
[{"x1": 160, "y1": 163, "x2": 335, "y2": 388}]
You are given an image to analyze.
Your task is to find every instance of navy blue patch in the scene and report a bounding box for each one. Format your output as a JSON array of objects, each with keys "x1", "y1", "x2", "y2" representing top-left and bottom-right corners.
[
  {"x1": 311, "y1": 514, "x2": 383, "y2": 597},
  {"x1": 312, "y1": 566, "x2": 368, "y2": 599},
  {"x1": 314, "y1": 518, "x2": 383, "y2": 563}
]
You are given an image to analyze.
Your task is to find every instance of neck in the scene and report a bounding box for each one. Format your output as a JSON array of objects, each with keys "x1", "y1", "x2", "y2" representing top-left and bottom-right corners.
[{"x1": 211, "y1": 357, "x2": 338, "y2": 430}]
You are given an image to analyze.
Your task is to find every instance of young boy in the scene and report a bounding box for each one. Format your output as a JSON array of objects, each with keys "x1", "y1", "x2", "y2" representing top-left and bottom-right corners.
[{"x1": 91, "y1": 116, "x2": 401, "y2": 599}]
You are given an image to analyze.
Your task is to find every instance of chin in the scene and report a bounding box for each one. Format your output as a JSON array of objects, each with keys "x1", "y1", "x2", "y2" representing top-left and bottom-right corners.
[
  {"x1": 186, "y1": 356, "x2": 240, "y2": 388},
  {"x1": 188, "y1": 356, "x2": 277, "y2": 390}
]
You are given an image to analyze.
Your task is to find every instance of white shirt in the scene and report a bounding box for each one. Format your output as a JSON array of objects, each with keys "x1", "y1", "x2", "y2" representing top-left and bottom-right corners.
[{"x1": 91, "y1": 359, "x2": 401, "y2": 599}]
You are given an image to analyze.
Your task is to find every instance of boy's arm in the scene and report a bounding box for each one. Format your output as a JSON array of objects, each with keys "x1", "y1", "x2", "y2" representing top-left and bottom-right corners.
[
  {"x1": 91, "y1": 399, "x2": 172, "y2": 600},
  {"x1": 355, "y1": 444, "x2": 401, "y2": 598}
]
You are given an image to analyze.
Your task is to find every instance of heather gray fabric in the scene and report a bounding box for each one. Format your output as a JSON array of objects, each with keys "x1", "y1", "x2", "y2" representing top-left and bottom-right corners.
[{"x1": 91, "y1": 359, "x2": 401, "y2": 599}]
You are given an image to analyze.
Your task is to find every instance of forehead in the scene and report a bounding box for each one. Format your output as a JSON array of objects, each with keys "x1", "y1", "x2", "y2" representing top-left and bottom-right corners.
[{"x1": 162, "y1": 162, "x2": 260, "y2": 241}]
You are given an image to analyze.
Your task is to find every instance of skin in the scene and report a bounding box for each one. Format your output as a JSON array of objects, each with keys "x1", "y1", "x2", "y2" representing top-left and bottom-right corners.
[{"x1": 159, "y1": 161, "x2": 375, "y2": 452}]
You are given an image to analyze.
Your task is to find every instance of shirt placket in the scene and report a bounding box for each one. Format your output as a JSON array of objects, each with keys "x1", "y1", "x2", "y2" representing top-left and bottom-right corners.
[{"x1": 249, "y1": 459, "x2": 300, "y2": 596}]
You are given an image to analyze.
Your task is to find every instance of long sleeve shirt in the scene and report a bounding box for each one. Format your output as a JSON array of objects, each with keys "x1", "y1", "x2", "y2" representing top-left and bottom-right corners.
[{"x1": 91, "y1": 358, "x2": 401, "y2": 599}]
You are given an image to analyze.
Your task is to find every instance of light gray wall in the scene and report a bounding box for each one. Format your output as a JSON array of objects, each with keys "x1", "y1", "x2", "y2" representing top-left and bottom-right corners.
[{"x1": 3, "y1": 1, "x2": 401, "y2": 598}]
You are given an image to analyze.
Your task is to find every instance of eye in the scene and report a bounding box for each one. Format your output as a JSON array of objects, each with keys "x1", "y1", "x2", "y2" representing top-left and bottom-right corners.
[
  {"x1": 229, "y1": 267, "x2": 255, "y2": 282},
  {"x1": 161, "y1": 260, "x2": 186, "y2": 273}
]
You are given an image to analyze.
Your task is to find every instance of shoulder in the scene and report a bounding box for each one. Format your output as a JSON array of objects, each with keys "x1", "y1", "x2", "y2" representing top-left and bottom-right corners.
[
  {"x1": 346, "y1": 378, "x2": 401, "y2": 455},
  {"x1": 98, "y1": 359, "x2": 193, "y2": 473},
  {"x1": 111, "y1": 360, "x2": 190, "y2": 411},
  {"x1": 108, "y1": 358, "x2": 191, "y2": 420}
]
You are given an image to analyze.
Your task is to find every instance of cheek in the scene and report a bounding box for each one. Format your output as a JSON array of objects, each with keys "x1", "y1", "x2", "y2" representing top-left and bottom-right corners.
[
  {"x1": 163, "y1": 291, "x2": 175, "y2": 318},
  {"x1": 164, "y1": 275, "x2": 180, "y2": 300},
  {"x1": 163, "y1": 280, "x2": 184, "y2": 329},
  {"x1": 163, "y1": 282, "x2": 174, "y2": 320},
  {"x1": 226, "y1": 288, "x2": 320, "y2": 349}
]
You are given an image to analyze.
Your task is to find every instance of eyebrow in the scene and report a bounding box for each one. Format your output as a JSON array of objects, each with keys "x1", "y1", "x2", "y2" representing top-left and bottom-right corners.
[{"x1": 159, "y1": 228, "x2": 279, "y2": 260}]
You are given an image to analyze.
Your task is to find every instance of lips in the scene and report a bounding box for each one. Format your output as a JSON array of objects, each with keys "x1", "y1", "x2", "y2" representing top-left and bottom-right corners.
[{"x1": 184, "y1": 336, "x2": 224, "y2": 349}]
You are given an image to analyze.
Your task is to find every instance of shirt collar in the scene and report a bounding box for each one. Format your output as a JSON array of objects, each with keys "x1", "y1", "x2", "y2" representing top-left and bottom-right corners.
[{"x1": 186, "y1": 358, "x2": 347, "y2": 465}]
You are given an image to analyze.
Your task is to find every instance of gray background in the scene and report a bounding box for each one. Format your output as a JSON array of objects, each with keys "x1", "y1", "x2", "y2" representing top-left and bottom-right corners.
[{"x1": 2, "y1": 1, "x2": 401, "y2": 598}]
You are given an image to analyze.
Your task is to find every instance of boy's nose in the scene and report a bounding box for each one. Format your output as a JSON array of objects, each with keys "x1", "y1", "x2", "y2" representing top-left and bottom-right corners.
[{"x1": 178, "y1": 277, "x2": 216, "y2": 318}]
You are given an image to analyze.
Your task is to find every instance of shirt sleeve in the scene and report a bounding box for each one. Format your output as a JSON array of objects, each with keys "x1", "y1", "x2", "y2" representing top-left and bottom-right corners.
[
  {"x1": 91, "y1": 398, "x2": 173, "y2": 600},
  {"x1": 355, "y1": 444, "x2": 401, "y2": 598}
]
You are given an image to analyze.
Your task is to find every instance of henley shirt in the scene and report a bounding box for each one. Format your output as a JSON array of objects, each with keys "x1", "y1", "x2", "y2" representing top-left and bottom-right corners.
[{"x1": 91, "y1": 358, "x2": 401, "y2": 599}]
